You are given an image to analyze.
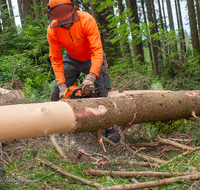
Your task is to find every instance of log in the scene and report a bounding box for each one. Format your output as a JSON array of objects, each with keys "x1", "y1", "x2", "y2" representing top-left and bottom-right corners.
[{"x1": 1, "y1": 90, "x2": 200, "y2": 142}]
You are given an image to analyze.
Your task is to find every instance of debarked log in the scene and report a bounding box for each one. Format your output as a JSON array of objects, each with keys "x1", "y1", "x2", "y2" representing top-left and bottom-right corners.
[{"x1": 0, "y1": 90, "x2": 200, "y2": 142}]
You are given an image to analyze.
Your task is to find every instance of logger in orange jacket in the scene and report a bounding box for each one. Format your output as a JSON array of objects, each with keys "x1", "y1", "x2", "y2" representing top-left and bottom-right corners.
[
  {"x1": 47, "y1": 0, "x2": 111, "y2": 101},
  {"x1": 47, "y1": 0, "x2": 120, "y2": 143}
]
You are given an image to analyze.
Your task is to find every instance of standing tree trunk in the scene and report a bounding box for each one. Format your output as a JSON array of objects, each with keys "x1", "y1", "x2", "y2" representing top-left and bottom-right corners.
[
  {"x1": 90, "y1": 0, "x2": 119, "y2": 67},
  {"x1": 187, "y1": 0, "x2": 200, "y2": 57},
  {"x1": 161, "y1": 0, "x2": 167, "y2": 30},
  {"x1": 158, "y1": 0, "x2": 164, "y2": 30},
  {"x1": 175, "y1": 0, "x2": 186, "y2": 62},
  {"x1": 17, "y1": 0, "x2": 34, "y2": 26},
  {"x1": 196, "y1": 0, "x2": 200, "y2": 42},
  {"x1": 117, "y1": 0, "x2": 131, "y2": 56},
  {"x1": 166, "y1": 0, "x2": 178, "y2": 60},
  {"x1": 141, "y1": 0, "x2": 153, "y2": 64},
  {"x1": 125, "y1": 0, "x2": 145, "y2": 63},
  {"x1": 166, "y1": 0, "x2": 174, "y2": 30},
  {"x1": 145, "y1": 0, "x2": 159, "y2": 75}
]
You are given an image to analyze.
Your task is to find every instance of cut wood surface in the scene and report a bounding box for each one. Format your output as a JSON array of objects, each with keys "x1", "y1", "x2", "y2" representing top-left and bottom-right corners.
[
  {"x1": 1, "y1": 90, "x2": 200, "y2": 142},
  {"x1": 0, "y1": 88, "x2": 25, "y2": 104}
]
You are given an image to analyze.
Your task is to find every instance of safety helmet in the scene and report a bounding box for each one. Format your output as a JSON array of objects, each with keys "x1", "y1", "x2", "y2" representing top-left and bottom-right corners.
[{"x1": 47, "y1": 0, "x2": 80, "y2": 28}]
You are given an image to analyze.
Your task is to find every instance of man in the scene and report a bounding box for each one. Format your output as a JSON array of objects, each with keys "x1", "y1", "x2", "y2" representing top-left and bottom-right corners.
[{"x1": 47, "y1": 0, "x2": 120, "y2": 143}]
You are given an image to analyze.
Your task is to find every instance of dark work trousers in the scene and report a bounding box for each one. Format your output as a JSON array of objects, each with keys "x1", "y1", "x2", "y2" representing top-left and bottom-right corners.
[{"x1": 51, "y1": 53, "x2": 112, "y2": 101}]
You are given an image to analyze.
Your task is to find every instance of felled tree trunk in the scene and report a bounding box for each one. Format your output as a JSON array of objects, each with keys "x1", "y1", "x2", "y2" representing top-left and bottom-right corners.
[{"x1": 0, "y1": 90, "x2": 200, "y2": 142}]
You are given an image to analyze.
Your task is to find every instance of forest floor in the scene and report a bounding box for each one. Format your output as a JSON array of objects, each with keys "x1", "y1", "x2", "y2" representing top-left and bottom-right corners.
[
  {"x1": 1, "y1": 119, "x2": 200, "y2": 190},
  {"x1": 1, "y1": 95, "x2": 200, "y2": 189}
]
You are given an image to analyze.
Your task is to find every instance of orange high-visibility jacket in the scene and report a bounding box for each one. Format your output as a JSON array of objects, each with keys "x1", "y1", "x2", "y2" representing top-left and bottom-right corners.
[{"x1": 47, "y1": 11, "x2": 103, "y2": 85}]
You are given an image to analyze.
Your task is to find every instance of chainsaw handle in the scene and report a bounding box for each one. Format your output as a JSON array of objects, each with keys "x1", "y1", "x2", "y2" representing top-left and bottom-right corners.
[{"x1": 70, "y1": 86, "x2": 82, "y2": 99}]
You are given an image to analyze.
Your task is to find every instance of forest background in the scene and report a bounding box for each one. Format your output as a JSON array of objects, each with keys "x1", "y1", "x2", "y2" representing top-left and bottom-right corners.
[
  {"x1": 0, "y1": 0, "x2": 200, "y2": 101},
  {"x1": 1, "y1": 0, "x2": 200, "y2": 189}
]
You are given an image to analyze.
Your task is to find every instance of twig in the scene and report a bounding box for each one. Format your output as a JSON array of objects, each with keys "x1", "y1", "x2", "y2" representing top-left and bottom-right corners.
[
  {"x1": 98, "y1": 173, "x2": 200, "y2": 190},
  {"x1": 10, "y1": 140, "x2": 17, "y2": 162},
  {"x1": 37, "y1": 159, "x2": 101, "y2": 188},
  {"x1": 50, "y1": 135, "x2": 70, "y2": 160},
  {"x1": 122, "y1": 142, "x2": 167, "y2": 164},
  {"x1": 166, "y1": 146, "x2": 200, "y2": 164},
  {"x1": 88, "y1": 168, "x2": 200, "y2": 178},
  {"x1": 102, "y1": 136, "x2": 117, "y2": 147},
  {"x1": 129, "y1": 147, "x2": 146, "y2": 160},
  {"x1": 97, "y1": 130, "x2": 106, "y2": 153},
  {"x1": 168, "y1": 138, "x2": 193, "y2": 142},
  {"x1": 119, "y1": 130, "x2": 166, "y2": 164},
  {"x1": 157, "y1": 136, "x2": 193, "y2": 151}
]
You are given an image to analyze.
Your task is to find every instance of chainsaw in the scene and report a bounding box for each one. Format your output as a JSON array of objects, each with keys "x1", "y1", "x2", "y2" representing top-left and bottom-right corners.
[{"x1": 64, "y1": 84, "x2": 101, "y2": 99}]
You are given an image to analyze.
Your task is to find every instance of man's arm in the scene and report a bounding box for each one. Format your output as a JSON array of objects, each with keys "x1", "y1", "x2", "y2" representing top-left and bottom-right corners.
[{"x1": 47, "y1": 27, "x2": 66, "y2": 85}]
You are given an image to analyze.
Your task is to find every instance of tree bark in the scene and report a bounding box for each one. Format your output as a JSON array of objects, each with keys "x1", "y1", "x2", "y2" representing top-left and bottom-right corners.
[
  {"x1": 125, "y1": 0, "x2": 144, "y2": 63},
  {"x1": 187, "y1": 0, "x2": 200, "y2": 57},
  {"x1": 1, "y1": 90, "x2": 200, "y2": 142}
]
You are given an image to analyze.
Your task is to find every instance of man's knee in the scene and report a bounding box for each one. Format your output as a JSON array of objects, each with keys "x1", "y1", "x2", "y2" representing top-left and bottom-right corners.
[{"x1": 51, "y1": 86, "x2": 59, "y2": 101}]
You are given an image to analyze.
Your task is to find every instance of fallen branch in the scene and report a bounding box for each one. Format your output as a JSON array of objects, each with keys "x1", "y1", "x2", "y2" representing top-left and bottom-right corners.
[
  {"x1": 98, "y1": 173, "x2": 200, "y2": 190},
  {"x1": 37, "y1": 159, "x2": 101, "y2": 188},
  {"x1": 50, "y1": 135, "x2": 70, "y2": 160},
  {"x1": 131, "y1": 142, "x2": 162, "y2": 147},
  {"x1": 157, "y1": 136, "x2": 193, "y2": 151},
  {"x1": 106, "y1": 160, "x2": 160, "y2": 168},
  {"x1": 122, "y1": 143, "x2": 167, "y2": 164},
  {"x1": 88, "y1": 168, "x2": 200, "y2": 178}
]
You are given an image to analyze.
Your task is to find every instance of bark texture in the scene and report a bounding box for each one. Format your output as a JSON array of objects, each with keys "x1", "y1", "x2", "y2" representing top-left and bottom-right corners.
[{"x1": 1, "y1": 90, "x2": 200, "y2": 143}]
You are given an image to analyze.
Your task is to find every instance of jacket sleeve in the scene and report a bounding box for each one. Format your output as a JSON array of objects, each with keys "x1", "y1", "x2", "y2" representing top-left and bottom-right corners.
[
  {"x1": 47, "y1": 27, "x2": 65, "y2": 85},
  {"x1": 84, "y1": 16, "x2": 103, "y2": 77}
]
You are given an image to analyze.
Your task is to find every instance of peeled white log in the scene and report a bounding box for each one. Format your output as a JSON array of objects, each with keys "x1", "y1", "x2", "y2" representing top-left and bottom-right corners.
[{"x1": 0, "y1": 90, "x2": 200, "y2": 142}]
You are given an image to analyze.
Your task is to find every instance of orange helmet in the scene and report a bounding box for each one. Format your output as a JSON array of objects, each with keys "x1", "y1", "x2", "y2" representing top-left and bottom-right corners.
[{"x1": 48, "y1": 0, "x2": 80, "y2": 28}]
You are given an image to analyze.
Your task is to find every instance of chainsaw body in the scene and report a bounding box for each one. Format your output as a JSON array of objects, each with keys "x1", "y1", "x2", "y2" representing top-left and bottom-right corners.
[{"x1": 64, "y1": 85, "x2": 100, "y2": 99}]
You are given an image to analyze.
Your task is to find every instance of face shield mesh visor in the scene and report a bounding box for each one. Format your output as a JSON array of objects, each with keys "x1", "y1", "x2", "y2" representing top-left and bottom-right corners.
[{"x1": 49, "y1": 4, "x2": 80, "y2": 28}]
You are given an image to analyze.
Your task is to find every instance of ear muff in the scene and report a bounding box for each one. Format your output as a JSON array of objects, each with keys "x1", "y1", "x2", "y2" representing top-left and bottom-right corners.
[{"x1": 46, "y1": 4, "x2": 50, "y2": 20}]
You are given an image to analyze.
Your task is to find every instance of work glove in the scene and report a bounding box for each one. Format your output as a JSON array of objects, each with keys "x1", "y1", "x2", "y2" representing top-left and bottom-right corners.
[
  {"x1": 58, "y1": 83, "x2": 68, "y2": 99},
  {"x1": 81, "y1": 73, "x2": 96, "y2": 91}
]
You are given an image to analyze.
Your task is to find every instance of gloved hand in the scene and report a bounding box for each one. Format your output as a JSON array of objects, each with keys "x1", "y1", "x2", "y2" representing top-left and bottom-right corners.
[
  {"x1": 81, "y1": 73, "x2": 96, "y2": 91},
  {"x1": 58, "y1": 83, "x2": 68, "y2": 99}
]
